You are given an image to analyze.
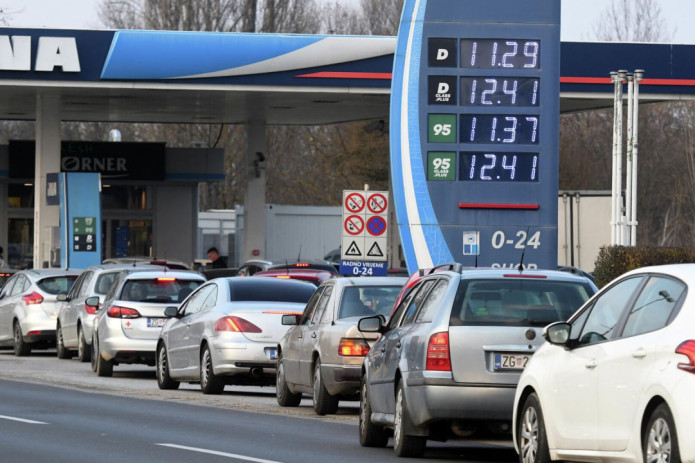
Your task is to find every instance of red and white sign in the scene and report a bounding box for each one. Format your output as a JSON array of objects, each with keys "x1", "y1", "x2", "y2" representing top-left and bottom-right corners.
[
  {"x1": 367, "y1": 192, "x2": 388, "y2": 214},
  {"x1": 344, "y1": 191, "x2": 366, "y2": 214},
  {"x1": 344, "y1": 214, "x2": 365, "y2": 235}
]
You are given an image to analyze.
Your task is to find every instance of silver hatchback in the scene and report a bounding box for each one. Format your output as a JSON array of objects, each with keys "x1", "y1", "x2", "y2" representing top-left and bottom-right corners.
[
  {"x1": 357, "y1": 265, "x2": 597, "y2": 457},
  {"x1": 91, "y1": 269, "x2": 205, "y2": 377},
  {"x1": 0, "y1": 269, "x2": 81, "y2": 356}
]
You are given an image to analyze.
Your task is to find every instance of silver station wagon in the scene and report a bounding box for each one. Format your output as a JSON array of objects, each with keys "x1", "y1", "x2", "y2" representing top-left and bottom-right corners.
[{"x1": 357, "y1": 265, "x2": 597, "y2": 457}]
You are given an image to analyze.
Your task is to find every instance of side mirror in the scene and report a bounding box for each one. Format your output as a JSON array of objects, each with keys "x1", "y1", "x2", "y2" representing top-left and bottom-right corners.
[
  {"x1": 164, "y1": 306, "x2": 179, "y2": 318},
  {"x1": 358, "y1": 315, "x2": 384, "y2": 333},
  {"x1": 56, "y1": 293, "x2": 68, "y2": 302},
  {"x1": 85, "y1": 296, "x2": 100, "y2": 310},
  {"x1": 544, "y1": 322, "x2": 571, "y2": 345},
  {"x1": 282, "y1": 314, "x2": 300, "y2": 326}
]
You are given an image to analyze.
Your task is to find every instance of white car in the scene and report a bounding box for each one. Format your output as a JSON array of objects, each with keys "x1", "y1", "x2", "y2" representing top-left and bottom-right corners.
[{"x1": 513, "y1": 263, "x2": 695, "y2": 463}]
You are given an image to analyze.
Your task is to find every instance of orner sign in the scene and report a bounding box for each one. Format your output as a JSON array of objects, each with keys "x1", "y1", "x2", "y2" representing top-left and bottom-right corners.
[{"x1": 0, "y1": 36, "x2": 81, "y2": 72}]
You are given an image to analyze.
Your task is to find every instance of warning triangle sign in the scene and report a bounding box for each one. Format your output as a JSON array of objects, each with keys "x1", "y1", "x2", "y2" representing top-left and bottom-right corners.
[
  {"x1": 345, "y1": 241, "x2": 362, "y2": 257},
  {"x1": 367, "y1": 242, "x2": 384, "y2": 257}
]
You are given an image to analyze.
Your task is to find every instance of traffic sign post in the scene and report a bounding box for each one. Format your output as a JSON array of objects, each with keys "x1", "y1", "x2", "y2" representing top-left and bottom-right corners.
[{"x1": 340, "y1": 189, "x2": 389, "y2": 276}]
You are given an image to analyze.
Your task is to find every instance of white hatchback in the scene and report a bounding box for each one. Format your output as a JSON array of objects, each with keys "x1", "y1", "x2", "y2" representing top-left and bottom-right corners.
[{"x1": 513, "y1": 263, "x2": 695, "y2": 463}]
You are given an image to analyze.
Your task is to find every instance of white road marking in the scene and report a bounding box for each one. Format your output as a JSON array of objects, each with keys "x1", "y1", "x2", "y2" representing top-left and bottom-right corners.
[
  {"x1": 156, "y1": 443, "x2": 283, "y2": 463},
  {"x1": 0, "y1": 414, "x2": 48, "y2": 424}
]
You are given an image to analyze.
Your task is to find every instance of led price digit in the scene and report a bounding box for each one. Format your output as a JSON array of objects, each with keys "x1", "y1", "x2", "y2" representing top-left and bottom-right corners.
[
  {"x1": 462, "y1": 39, "x2": 540, "y2": 69},
  {"x1": 462, "y1": 115, "x2": 539, "y2": 144},
  {"x1": 461, "y1": 77, "x2": 539, "y2": 107}
]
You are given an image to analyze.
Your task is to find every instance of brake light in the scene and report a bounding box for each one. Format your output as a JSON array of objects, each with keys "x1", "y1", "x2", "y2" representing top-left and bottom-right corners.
[
  {"x1": 338, "y1": 338, "x2": 370, "y2": 356},
  {"x1": 214, "y1": 316, "x2": 262, "y2": 333},
  {"x1": 275, "y1": 275, "x2": 291, "y2": 279},
  {"x1": 84, "y1": 302, "x2": 100, "y2": 315},
  {"x1": 676, "y1": 340, "x2": 695, "y2": 373},
  {"x1": 295, "y1": 263, "x2": 310, "y2": 268},
  {"x1": 426, "y1": 332, "x2": 451, "y2": 371},
  {"x1": 107, "y1": 306, "x2": 141, "y2": 319},
  {"x1": 156, "y1": 277, "x2": 176, "y2": 282},
  {"x1": 22, "y1": 292, "x2": 44, "y2": 305}
]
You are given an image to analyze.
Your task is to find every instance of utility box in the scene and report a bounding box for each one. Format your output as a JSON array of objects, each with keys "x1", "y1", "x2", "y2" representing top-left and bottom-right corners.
[{"x1": 558, "y1": 191, "x2": 611, "y2": 273}]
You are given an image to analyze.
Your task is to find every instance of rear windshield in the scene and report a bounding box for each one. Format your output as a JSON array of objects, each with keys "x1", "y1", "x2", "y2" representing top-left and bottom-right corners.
[
  {"x1": 120, "y1": 278, "x2": 203, "y2": 303},
  {"x1": 227, "y1": 279, "x2": 315, "y2": 303},
  {"x1": 338, "y1": 285, "x2": 403, "y2": 319},
  {"x1": 38, "y1": 276, "x2": 79, "y2": 295},
  {"x1": 451, "y1": 278, "x2": 595, "y2": 327}
]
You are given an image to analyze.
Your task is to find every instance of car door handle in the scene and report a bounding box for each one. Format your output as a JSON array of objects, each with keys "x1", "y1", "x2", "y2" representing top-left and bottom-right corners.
[
  {"x1": 632, "y1": 349, "x2": 647, "y2": 359},
  {"x1": 298, "y1": 334, "x2": 303, "y2": 339},
  {"x1": 311, "y1": 333, "x2": 317, "y2": 338},
  {"x1": 396, "y1": 341, "x2": 401, "y2": 348},
  {"x1": 585, "y1": 360, "x2": 597, "y2": 369}
]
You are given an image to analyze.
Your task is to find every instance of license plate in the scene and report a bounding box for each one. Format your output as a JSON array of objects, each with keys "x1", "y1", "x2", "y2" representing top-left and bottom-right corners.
[
  {"x1": 147, "y1": 318, "x2": 166, "y2": 328},
  {"x1": 265, "y1": 347, "x2": 278, "y2": 360},
  {"x1": 494, "y1": 353, "x2": 531, "y2": 370}
]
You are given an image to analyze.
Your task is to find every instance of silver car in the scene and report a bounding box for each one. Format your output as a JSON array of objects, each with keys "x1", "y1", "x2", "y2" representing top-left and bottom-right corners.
[
  {"x1": 357, "y1": 265, "x2": 597, "y2": 457},
  {"x1": 277, "y1": 276, "x2": 406, "y2": 415},
  {"x1": 155, "y1": 277, "x2": 316, "y2": 394},
  {"x1": 0, "y1": 269, "x2": 81, "y2": 356},
  {"x1": 91, "y1": 269, "x2": 205, "y2": 377},
  {"x1": 56, "y1": 264, "x2": 162, "y2": 362}
]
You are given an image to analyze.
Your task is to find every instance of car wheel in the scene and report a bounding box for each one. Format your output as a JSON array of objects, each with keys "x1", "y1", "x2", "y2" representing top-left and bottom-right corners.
[
  {"x1": 359, "y1": 375, "x2": 388, "y2": 447},
  {"x1": 156, "y1": 343, "x2": 180, "y2": 390},
  {"x1": 200, "y1": 345, "x2": 225, "y2": 394},
  {"x1": 312, "y1": 359, "x2": 339, "y2": 415},
  {"x1": 13, "y1": 321, "x2": 31, "y2": 357},
  {"x1": 56, "y1": 324, "x2": 74, "y2": 359},
  {"x1": 90, "y1": 334, "x2": 98, "y2": 372},
  {"x1": 518, "y1": 392, "x2": 551, "y2": 463},
  {"x1": 77, "y1": 326, "x2": 91, "y2": 363},
  {"x1": 394, "y1": 379, "x2": 426, "y2": 458},
  {"x1": 643, "y1": 403, "x2": 680, "y2": 463},
  {"x1": 94, "y1": 335, "x2": 113, "y2": 377},
  {"x1": 276, "y1": 356, "x2": 301, "y2": 407}
]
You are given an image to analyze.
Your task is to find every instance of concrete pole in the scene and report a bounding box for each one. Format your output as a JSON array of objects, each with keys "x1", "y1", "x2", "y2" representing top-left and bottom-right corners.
[
  {"x1": 631, "y1": 70, "x2": 644, "y2": 245},
  {"x1": 615, "y1": 70, "x2": 627, "y2": 245},
  {"x1": 242, "y1": 120, "x2": 267, "y2": 263},
  {"x1": 610, "y1": 72, "x2": 620, "y2": 245},
  {"x1": 625, "y1": 74, "x2": 634, "y2": 246},
  {"x1": 33, "y1": 94, "x2": 61, "y2": 269}
]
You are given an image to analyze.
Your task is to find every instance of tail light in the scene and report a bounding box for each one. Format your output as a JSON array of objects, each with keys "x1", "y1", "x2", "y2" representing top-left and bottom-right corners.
[
  {"x1": 676, "y1": 340, "x2": 695, "y2": 373},
  {"x1": 107, "y1": 306, "x2": 141, "y2": 319},
  {"x1": 426, "y1": 332, "x2": 451, "y2": 371},
  {"x1": 84, "y1": 302, "x2": 100, "y2": 315},
  {"x1": 22, "y1": 292, "x2": 44, "y2": 305},
  {"x1": 156, "y1": 277, "x2": 176, "y2": 282},
  {"x1": 214, "y1": 316, "x2": 262, "y2": 333},
  {"x1": 338, "y1": 338, "x2": 370, "y2": 356}
]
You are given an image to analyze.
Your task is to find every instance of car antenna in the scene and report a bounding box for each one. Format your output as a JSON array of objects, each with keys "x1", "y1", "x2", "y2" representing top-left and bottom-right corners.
[
  {"x1": 517, "y1": 227, "x2": 530, "y2": 271},
  {"x1": 297, "y1": 245, "x2": 302, "y2": 262}
]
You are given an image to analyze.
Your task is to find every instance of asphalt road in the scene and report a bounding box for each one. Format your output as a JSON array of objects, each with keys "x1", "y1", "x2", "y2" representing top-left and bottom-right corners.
[{"x1": 0, "y1": 348, "x2": 517, "y2": 462}]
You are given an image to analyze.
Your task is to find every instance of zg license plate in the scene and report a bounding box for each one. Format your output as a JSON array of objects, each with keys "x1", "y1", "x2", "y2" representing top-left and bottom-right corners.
[
  {"x1": 265, "y1": 347, "x2": 278, "y2": 360},
  {"x1": 147, "y1": 318, "x2": 166, "y2": 328},
  {"x1": 494, "y1": 353, "x2": 531, "y2": 370}
]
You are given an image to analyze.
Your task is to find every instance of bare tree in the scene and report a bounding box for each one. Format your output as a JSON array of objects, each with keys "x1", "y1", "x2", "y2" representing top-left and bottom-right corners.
[{"x1": 593, "y1": 0, "x2": 674, "y2": 42}]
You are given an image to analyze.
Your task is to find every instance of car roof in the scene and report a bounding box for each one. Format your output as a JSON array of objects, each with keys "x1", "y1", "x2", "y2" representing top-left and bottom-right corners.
[
  {"x1": 121, "y1": 270, "x2": 205, "y2": 280},
  {"x1": 620, "y1": 263, "x2": 695, "y2": 281},
  {"x1": 327, "y1": 276, "x2": 407, "y2": 288},
  {"x1": 21, "y1": 268, "x2": 83, "y2": 277}
]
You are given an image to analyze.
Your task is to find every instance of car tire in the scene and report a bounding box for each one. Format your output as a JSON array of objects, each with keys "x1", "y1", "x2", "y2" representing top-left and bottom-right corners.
[
  {"x1": 13, "y1": 321, "x2": 31, "y2": 357},
  {"x1": 94, "y1": 336, "x2": 113, "y2": 377},
  {"x1": 77, "y1": 326, "x2": 91, "y2": 363},
  {"x1": 276, "y1": 356, "x2": 301, "y2": 407},
  {"x1": 156, "y1": 343, "x2": 180, "y2": 390},
  {"x1": 312, "y1": 359, "x2": 339, "y2": 415},
  {"x1": 394, "y1": 379, "x2": 426, "y2": 458},
  {"x1": 200, "y1": 345, "x2": 225, "y2": 394},
  {"x1": 56, "y1": 324, "x2": 74, "y2": 359},
  {"x1": 359, "y1": 375, "x2": 388, "y2": 447},
  {"x1": 643, "y1": 403, "x2": 680, "y2": 463},
  {"x1": 518, "y1": 392, "x2": 551, "y2": 463}
]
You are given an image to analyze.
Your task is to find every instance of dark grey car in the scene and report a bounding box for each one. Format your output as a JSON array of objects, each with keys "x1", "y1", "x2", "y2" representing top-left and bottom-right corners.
[{"x1": 357, "y1": 266, "x2": 597, "y2": 457}]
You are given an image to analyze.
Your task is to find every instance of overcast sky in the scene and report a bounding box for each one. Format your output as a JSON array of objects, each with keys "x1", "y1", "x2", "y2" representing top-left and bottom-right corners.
[{"x1": 2, "y1": 0, "x2": 695, "y2": 44}]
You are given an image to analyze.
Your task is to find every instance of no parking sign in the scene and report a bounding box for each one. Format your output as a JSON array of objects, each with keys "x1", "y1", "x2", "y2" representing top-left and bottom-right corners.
[{"x1": 341, "y1": 190, "x2": 389, "y2": 276}]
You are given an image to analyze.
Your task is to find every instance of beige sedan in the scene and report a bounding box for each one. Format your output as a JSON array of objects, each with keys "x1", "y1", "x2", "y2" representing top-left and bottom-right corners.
[{"x1": 276, "y1": 276, "x2": 406, "y2": 415}]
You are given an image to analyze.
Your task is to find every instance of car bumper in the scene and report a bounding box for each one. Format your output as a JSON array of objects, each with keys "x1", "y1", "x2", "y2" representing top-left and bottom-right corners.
[
  {"x1": 210, "y1": 338, "x2": 277, "y2": 376},
  {"x1": 20, "y1": 315, "x2": 57, "y2": 344},
  {"x1": 322, "y1": 363, "x2": 362, "y2": 396},
  {"x1": 99, "y1": 331, "x2": 156, "y2": 363},
  {"x1": 403, "y1": 372, "x2": 516, "y2": 427}
]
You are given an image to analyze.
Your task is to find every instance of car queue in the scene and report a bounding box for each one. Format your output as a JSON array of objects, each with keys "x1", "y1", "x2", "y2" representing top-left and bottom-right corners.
[{"x1": 1, "y1": 257, "x2": 692, "y2": 463}]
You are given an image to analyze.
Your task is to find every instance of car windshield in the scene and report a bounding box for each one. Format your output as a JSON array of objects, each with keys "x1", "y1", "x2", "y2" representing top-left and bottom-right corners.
[
  {"x1": 227, "y1": 279, "x2": 315, "y2": 303},
  {"x1": 338, "y1": 285, "x2": 402, "y2": 319},
  {"x1": 452, "y1": 278, "x2": 595, "y2": 327},
  {"x1": 120, "y1": 278, "x2": 203, "y2": 303},
  {"x1": 37, "y1": 276, "x2": 79, "y2": 295}
]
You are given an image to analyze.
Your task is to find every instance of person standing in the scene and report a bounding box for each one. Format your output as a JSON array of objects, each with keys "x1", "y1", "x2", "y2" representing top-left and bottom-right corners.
[{"x1": 207, "y1": 247, "x2": 227, "y2": 269}]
